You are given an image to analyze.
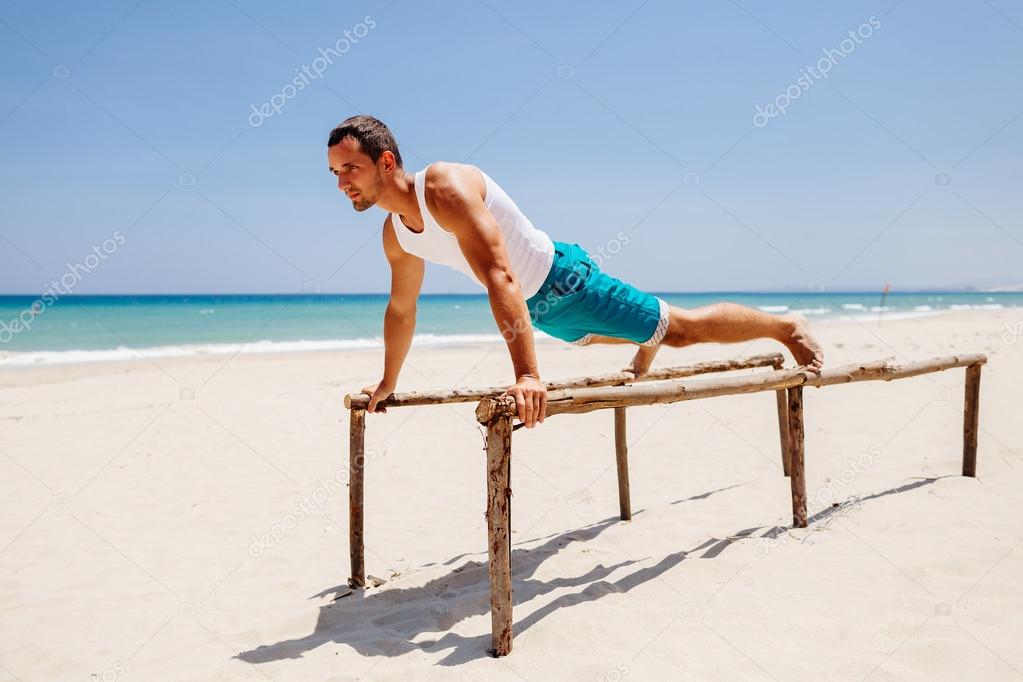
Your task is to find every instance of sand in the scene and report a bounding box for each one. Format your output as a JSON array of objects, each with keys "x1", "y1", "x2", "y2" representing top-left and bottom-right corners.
[{"x1": 0, "y1": 309, "x2": 1021, "y2": 681}]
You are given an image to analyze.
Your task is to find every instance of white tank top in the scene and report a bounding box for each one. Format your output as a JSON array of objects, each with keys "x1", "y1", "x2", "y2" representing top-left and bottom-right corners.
[{"x1": 391, "y1": 165, "x2": 554, "y2": 298}]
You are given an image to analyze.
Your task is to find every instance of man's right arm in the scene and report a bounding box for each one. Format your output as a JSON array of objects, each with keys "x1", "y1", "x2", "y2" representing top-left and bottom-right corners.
[{"x1": 362, "y1": 216, "x2": 424, "y2": 413}]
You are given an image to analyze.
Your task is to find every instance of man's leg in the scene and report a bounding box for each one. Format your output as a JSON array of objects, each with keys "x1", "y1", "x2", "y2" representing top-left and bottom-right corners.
[
  {"x1": 571, "y1": 334, "x2": 659, "y2": 372},
  {"x1": 582, "y1": 304, "x2": 823, "y2": 377},
  {"x1": 624, "y1": 342, "x2": 661, "y2": 376},
  {"x1": 534, "y1": 245, "x2": 822, "y2": 375}
]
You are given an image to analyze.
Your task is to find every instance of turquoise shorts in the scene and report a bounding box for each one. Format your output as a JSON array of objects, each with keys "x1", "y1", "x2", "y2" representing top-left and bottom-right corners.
[{"x1": 525, "y1": 242, "x2": 669, "y2": 346}]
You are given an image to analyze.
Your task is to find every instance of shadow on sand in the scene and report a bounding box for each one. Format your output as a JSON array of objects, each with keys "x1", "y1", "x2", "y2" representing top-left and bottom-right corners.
[{"x1": 237, "y1": 477, "x2": 945, "y2": 666}]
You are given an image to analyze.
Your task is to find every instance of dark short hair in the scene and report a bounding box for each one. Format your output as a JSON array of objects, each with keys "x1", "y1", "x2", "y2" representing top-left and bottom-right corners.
[{"x1": 327, "y1": 115, "x2": 403, "y2": 168}]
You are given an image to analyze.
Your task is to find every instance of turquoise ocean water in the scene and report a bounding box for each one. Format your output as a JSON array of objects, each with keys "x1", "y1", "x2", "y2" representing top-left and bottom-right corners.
[{"x1": 1, "y1": 292, "x2": 1021, "y2": 367}]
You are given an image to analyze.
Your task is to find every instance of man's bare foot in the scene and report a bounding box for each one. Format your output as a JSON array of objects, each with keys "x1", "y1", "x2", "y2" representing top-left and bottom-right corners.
[
  {"x1": 623, "y1": 344, "x2": 661, "y2": 378},
  {"x1": 779, "y1": 314, "x2": 824, "y2": 372}
]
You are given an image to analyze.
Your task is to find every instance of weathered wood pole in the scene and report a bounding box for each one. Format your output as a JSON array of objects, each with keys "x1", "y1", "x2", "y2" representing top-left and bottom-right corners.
[
  {"x1": 485, "y1": 413, "x2": 514, "y2": 656},
  {"x1": 786, "y1": 387, "x2": 807, "y2": 528},
  {"x1": 962, "y1": 364, "x2": 982, "y2": 477},
  {"x1": 775, "y1": 389, "x2": 792, "y2": 477},
  {"x1": 771, "y1": 357, "x2": 792, "y2": 477},
  {"x1": 614, "y1": 407, "x2": 632, "y2": 520},
  {"x1": 343, "y1": 353, "x2": 784, "y2": 411},
  {"x1": 348, "y1": 408, "x2": 366, "y2": 588}
]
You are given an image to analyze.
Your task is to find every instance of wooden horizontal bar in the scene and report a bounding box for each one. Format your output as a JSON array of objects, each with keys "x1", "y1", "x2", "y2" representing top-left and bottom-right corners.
[
  {"x1": 475, "y1": 354, "x2": 987, "y2": 422},
  {"x1": 344, "y1": 353, "x2": 784, "y2": 410}
]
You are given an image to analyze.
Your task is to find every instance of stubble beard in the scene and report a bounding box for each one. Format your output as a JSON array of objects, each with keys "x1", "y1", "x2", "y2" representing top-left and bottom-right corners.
[{"x1": 351, "y1": 171, "x2": 382, "y2": 212}]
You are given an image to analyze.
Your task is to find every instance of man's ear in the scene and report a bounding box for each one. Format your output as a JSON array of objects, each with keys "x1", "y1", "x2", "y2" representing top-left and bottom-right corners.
[{"x1": 381, "y1": 150, "x2": 398, "y2": 175}]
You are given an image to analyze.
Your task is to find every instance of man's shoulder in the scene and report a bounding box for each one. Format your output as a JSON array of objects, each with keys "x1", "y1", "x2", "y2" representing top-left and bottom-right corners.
[
  {"x1": 425, "y1": 160, "x2": 480, "y2": 175},
  {"x1": 423, "y1": 161, "x2": 486, "y2": 201}
]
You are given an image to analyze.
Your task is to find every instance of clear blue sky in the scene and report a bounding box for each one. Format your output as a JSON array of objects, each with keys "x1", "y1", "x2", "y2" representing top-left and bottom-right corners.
[{"x1": 1, "y1": 0, "x2": 1021, "y2": 294}]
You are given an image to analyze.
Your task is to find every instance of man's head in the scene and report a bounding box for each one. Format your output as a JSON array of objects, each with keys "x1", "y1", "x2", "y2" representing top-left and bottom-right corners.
[{"x1": 327, "y1": 115, "x2": 402, "y2": 212}]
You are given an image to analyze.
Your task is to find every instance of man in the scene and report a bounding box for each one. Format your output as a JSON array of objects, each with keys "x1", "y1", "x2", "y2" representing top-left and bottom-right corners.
[{"x1": 328, "y1": 115, "x2": 823, "y2": 429}]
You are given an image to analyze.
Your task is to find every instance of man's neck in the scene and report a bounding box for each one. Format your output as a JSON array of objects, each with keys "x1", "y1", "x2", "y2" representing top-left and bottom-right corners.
[{"x1": 375, "y1": 168, "x2": 420, "y2": 220}]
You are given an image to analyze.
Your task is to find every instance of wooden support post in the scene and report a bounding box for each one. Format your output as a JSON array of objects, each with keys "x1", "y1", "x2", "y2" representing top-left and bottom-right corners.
[
  {"x1": 485, "y1": 414, "x2": 514, "y2": 657},
  {"x1": 614, "y1": 407, "x2": 632, "y2": 521},
  {"x1": 775, "y1": 389, "x2": 792, "y2": 477},
  {"x1": 348, "y1": 408, "x2": 366, "y2": 588},
  {"x1": 962, "y1": 364, "x2": 982, "y2": 477},
  {"x1": 787, "y1": 387, "x2": 807, "y2": 528},
  {"x1": 771, "y1": 357, "x2": 791, "y2": 477}
]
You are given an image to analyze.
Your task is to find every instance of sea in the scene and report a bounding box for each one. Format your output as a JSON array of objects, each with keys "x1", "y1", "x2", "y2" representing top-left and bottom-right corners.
[{"x1": 1, "y1": 292, "x2": 1020, "y2": 368}]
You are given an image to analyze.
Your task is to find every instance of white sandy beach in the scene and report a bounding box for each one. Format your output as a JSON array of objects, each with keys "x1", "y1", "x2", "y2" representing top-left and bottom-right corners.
[{"x1": 1, "y1": 308, "x2": 1021, "y2": 681}]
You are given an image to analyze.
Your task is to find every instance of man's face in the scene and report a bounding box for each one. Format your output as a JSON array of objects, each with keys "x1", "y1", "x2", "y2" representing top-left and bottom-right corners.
[{"x1": 328, "y1": 137, "x2": 383, "y2": 212}]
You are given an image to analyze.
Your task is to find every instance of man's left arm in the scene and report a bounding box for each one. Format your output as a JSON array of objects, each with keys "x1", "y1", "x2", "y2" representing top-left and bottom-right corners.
[{"x1": 425, "y1": 164, "x2": 546, "y2": 428}]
